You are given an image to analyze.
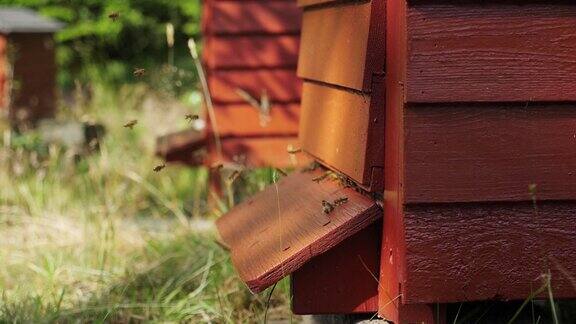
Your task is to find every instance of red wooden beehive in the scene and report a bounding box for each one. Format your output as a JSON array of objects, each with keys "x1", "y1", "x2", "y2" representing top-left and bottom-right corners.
[
  {"x1": 0, "y1": 8, "x2": 62, "y2": 127},
  {"x1": 158, "y1": 0, "x2": 308, "y2": 169},
  {"x1": 216, "y1": 0, "x2": 576, "y2": 323}
]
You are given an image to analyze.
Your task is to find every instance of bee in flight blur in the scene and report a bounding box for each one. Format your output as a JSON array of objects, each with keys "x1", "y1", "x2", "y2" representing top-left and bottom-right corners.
[
  {"x1": 153, "y1": 164, "x2": 166, "y2": 172},
  {"x1": 123, "y1": 120, "x2": 138, "y2": 129},
  {"x1": 133, "y1": 68, "x2": 146, "y2": 77},
  {"x1": 185, "y1": 114, "x2": 199, "y2": 122},
  {"x1": 108, "y1": 12, "x2": 120, "y2": 21}
]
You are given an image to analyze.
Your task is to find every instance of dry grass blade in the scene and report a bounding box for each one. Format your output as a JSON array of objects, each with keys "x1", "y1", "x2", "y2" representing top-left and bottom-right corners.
[
  {"x1": 507, "y1": 275, "x2": 550, "y2": 324},
  {"x1": 188, "y1": 38, "x2": 222, "y2": 159}
]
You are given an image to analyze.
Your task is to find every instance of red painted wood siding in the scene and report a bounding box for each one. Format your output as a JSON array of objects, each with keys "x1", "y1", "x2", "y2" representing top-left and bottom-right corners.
[
  {"x1": 208, "y1": 69, "x2": 301, "y2": 104},
  {"x1": 201, "y1": 0, "x2": 303, "y2": 168},
  {"x1": 204, "y1": 35, "x2": 299, "y2": 69},
  {"x1": 406, "y1": 0, "x2": 576, "y2": 103},
  {"x1": 381, "y1": 1, "x2": 576, "y2": 321},
  {"x1": 297, "y1": 0, "x2": 386, "y2": 192},
  {"x1": 205, "y1": 1, "x2": 301, "y2": 35},
  {"x1": 292, "y1": 220, "x2": 382, "y2": 315},
  {"x1": 404, "y1": 103, "x2": 576, "y2": 203},
  {"x1": 291, "y1": 0, "x2": 387, "y2": 316}
]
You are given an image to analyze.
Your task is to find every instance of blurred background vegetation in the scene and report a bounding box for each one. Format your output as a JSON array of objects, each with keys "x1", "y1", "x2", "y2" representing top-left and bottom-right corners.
[
  {"x1": 0, "y1": 0, "x2": 202, "y2": 93},
  {"x1": 0, "y1": 1, "x2": 295, "y2": 322}
]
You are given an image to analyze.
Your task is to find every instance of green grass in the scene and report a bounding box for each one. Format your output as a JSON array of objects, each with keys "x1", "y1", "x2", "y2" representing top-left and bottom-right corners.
[{"x1": 0, "y1": 84, "x2": 294, "y2": 323}]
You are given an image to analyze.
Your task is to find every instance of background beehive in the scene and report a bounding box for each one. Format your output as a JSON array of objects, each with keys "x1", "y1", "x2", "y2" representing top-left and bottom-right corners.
[
  {"x1": 202, "y1": 0, "x2": 304, "y2": 167},
  {"x1": 0, "y1": 8, "x2": 62, "y2": 127}
]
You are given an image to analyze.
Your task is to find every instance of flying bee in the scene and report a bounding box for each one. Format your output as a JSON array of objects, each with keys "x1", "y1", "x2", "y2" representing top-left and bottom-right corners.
[
  {"x1": 287, "y1": 147, "x2": 302, "y2": 154},
  {"x1": 210, "y1": 163, "x2": 224, "y2": 171},
  {"x1": 334, "y1": 197, "x2": 349, "y2": 206},
  {"x1": 153, "y1": 164, "x2": 166, "y2": 172},
  {"x1": 133, "y1": 68, "x2": 146, "y2": 77},
  {"x1": 123, "y1": 119, "x2": 138, "y2": 129},
  {"x1": 108, "y1": 12, "x2": 120, "y2": 21},
  {"x1": 322, "y1": 200, "x2": 335, "y2": 215},
  {"x1": 185, "y1": 114, "x2": 199, "y2": 122},
  {"x1": 228, "y1": 170, "x2": 242, "y2": 182}
]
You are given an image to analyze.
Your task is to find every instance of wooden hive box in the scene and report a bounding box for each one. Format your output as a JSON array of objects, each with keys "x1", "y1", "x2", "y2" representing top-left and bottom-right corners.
[
  {"x1": 217, "y1": 0, "x2": 388, "y2": 316},
  {"x1": 216, "y1": 0, "x2": 576, "y2": 323},
  {"x1": 380, "y1": 0, "x2": 576, "y2": 322},
  {"x1": 158, "y1": 0, "x2": 308, "y2": 169},
  {"x1": 0, "y1": 8, "x2": 63, "y2": 128}
]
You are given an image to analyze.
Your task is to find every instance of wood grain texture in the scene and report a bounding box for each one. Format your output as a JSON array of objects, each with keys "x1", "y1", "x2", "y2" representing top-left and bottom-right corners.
[
  {"x1": 378, "y1": 0, "x2": 410, "y2": 322},
  {"x1": 404, "y1": 201, "x2": 576, "y2": 304},
  {"x1": 204, "y1": 35, "x2": 299, "y2": 69},
  {"x1": 216, "y1": 170, "x2": 382, "y2": 292},
  {"x1": 297, "y1": 0, "x2": 340, "y2": 8},
  {"x1": 205, "y1": 136, "x2": 312, "y2": 168},
  {"x1": 299, "y1": 81, "x2": 385, "y2": 187},
  {"x1": 298, "y1": 2, "x2": 372, "y2": 90},
  {"x1": 208, "y1": 69, "x2": 302, "y2": 104},
  {"x1": 206, "y1": 1, "x2": 302, "y2": 35},
  {"x1": 407, "y1": 0, "x2": 576, "y2": 102},
  {"x1": 291, "y1": 220, "x2": 381, "y2": 314},
  {"x1": 404, "y1": 103, "x2": 576, "y2": 203},
  {"x1": 212, "y1": 103, "x2": 300, "y2": 137}
]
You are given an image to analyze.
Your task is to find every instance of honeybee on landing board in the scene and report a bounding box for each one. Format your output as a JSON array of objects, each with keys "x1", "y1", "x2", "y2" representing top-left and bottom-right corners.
[
  {"x1": 334, "y1": 197, "x2": 349, "y2": 206},
  {"x1": 322, "y1": 200, "x2": 335, "y2": 215}
]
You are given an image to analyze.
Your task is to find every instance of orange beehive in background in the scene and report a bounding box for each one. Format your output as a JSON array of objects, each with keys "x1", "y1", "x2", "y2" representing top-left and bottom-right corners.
[
  {"x1": 0, "y1": 8, "x2": 63, "y2": 127},
  {"x1": 158, "y1": 0, "x2": 306, "y2": 168}
]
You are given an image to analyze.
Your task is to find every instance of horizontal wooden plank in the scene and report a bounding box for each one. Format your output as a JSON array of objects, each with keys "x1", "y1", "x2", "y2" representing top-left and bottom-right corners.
[
  {"x1": 298, "y1": 1, "x2": 373, "y2": 90},
  {"x1": 212, "y1": 103, "x2": 300, "y2": 137},
  {"x1": 216, "y1": 169, "x2": 381, "y2": 292},
  {"x1": 404, "y1": 201, "x2": 576, "y2": 303},
  {"x1": 155, "y1": 129, "x2": 206, "y2": 165},
  {"x1": 205, "y1": 1, "x2": 302, "y2": 35},
  {"x1": 204, "y1": 35, "x2": 299, "y2": 69},
  {"x1": 206, "y1": 136, "x2": 312, "y2": 168},
  {"x1": 299, "y1": 81, "x2": 385, "y2": 187},
  {"x1": 297, "y1": 0, "x2": 341, "y2": 7},
  {"x1": 404, "y1": 103, "x2": 576, "y2": 203},
  {"x1": 407, "y1": 1, "x2": 576, "y2": 102},
  {"x1": 208, "y1": 69, "x2": 302, "y2": 104},
  {"x1": 291, "y1": 220, "x2": 381, "y2": 314}
]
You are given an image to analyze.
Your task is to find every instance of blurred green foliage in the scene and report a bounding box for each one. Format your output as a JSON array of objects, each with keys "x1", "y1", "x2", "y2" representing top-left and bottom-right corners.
[{"x1": 0, "y1": 0, "x2": 202, "y2": 90}]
